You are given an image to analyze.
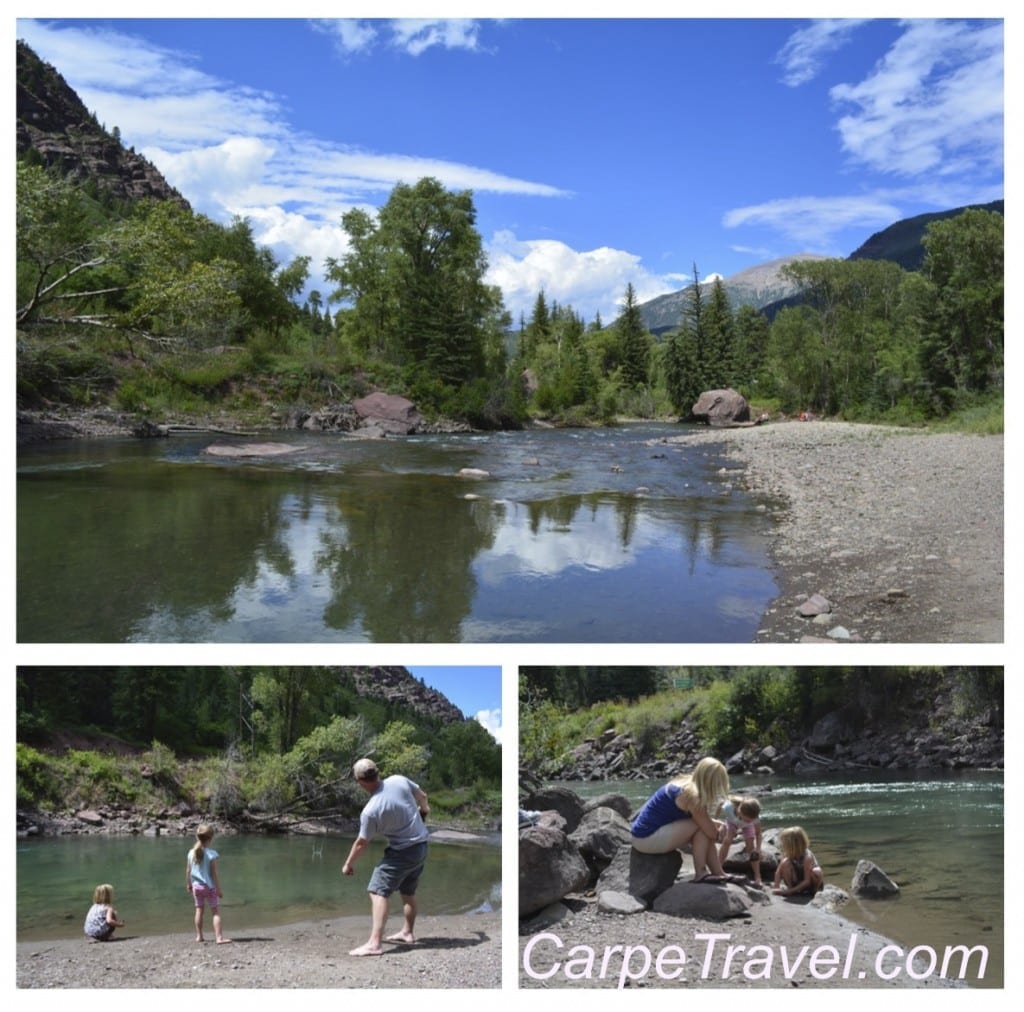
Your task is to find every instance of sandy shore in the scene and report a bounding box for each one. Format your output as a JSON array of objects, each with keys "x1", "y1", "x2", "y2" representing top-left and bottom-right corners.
[
  {"x1": 16, "y1": 911, "x2": 501, "y2": 988},
  {"x1": 665, "y1": 421, "x2": 1003, "y2": 642},
  {"x1": 518, "y1": 889, "x2": 982, "y2": 989}
]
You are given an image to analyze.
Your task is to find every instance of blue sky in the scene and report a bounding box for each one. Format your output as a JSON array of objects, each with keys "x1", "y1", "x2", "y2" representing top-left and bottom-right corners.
[
  {"x1": 17, "y1": 13, "x2": 1004, "y2": 324},
  {"x1": 406, "y1": 666, "x2": 502, "y2": 742}
]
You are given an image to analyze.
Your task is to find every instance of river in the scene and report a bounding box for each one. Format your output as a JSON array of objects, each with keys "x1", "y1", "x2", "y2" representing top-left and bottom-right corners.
[
  {"x1": 16, "y1": 833, "x2": 501, "y2": 942},
  {"x1": 17, "y1": 424, "x2": 778, "y2": 642},
  {"x1": 558, "y1": 770, "x2": 1003, "y2": 987}
]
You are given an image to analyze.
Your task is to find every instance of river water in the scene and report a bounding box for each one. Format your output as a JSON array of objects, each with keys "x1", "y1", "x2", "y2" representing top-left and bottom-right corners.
[
  {"x1": 559, "y1": 770, "x2": 1003, "y2": 987},
  {"x1": 17, "y1": 425, "x2": 778, "y2": 642},
  {"x1": 16, "y1": 833, "x2": 501, "y2": 942}
]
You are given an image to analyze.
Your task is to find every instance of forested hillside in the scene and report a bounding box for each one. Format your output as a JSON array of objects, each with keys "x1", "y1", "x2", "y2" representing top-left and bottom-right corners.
[
  {"x1": 520, "y1": 666, "x2": 1003, "y2": 777},
  {"x1": 16, "y1": 667, "x2": 501, "y2": 831}
]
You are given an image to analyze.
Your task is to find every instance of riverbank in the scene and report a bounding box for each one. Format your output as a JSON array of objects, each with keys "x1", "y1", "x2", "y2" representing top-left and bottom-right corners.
[
  {"x1": 17, "y1": 910, "x2": 501, "y2": 988},
  {"x1": 519, "y1": 892, "x2": 980, "y2": 989},
  {"x1": 664, "y1": 421, "x2": 1003, "y2": 643}
]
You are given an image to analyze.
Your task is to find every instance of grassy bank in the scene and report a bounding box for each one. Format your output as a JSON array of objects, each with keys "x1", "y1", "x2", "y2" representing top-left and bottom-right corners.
[{"x1": 16, "y1": 741, "x2": 501, "y2": 832}]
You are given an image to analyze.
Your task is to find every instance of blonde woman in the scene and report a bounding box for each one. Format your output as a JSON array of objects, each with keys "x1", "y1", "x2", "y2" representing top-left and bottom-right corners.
[
  {"x1": 630, "y1": 757, "x2": 738, "y2": 883},
  {"x1": 186, "y1": 824, "x2": 232, "y2": 943}
]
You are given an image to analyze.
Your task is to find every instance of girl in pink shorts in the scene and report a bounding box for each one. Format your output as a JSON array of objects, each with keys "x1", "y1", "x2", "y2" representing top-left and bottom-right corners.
[{"x1": 186, "y1": 824, "x2": 232, "y2": 943}]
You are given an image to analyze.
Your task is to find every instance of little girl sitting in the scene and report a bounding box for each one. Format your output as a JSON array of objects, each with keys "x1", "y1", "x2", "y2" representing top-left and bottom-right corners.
[
  {"x1": 83, "y1": 883, "x2": 125, "y2": 941},
  {"x1": 772, "y1": 826, "x2": 824, "y2": 896}
]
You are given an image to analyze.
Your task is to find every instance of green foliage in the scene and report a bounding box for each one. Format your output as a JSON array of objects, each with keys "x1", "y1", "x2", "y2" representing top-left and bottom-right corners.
[
  {"x1": 615, "y1": 283, "x2": 652, "y2": 390},
  {"x1": 372, "y1": 720, "x2": 430, "y2": 780},
  {"x1": 429, "y1": 720, "x2": 501, "y2": 789},
  {"x1": 16, "y1": 744, "x2": 60, "y2": 807},
  {"x1": 326, "y1": 177, "x2": 503, "y2": 390},
  {"x1": 16, "y1": 336, "x2": 120, "y2": 407},
  {"x1": 519, "y1": 667, "x2": 999, "y2": 771}
]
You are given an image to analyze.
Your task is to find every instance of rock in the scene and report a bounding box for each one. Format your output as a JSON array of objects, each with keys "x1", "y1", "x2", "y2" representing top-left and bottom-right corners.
[
  {"x1": 76, "y1": 810, "x2": 104, "y2": 825},
  {"x1": 520, "y1": 787, "x2": 586, "y2": 834},
  {"x1": 851, "y1": 860, "x2": 900, "y2": 897},
  {"x1": 458, "y1": 468, "x2": 490, "y2": 479},
  {"x1": 798, "y1": 593, "x2": 833, "y2": 617},
  {"x1": 518, "y1": 825, "x2": 590, "y2": 917},
  {"x1": 651, "y1": 881, "x2": 754, "y2": 919},
  {"x1": 689, "y1": 388, "x2": 751, "y2": 426},
  {"x1": 595, "y1": 846, "x2": 682, "y2": 905},
  {"x1": 352, "y1": 392, "x2": 424, "y2": 435},
  {"x1": 203, "y1": 443, "x2": 300, "y2": 457},
  {"x1": 581, "y1": 793, "x2": 633, "y2": 820},
  {"x1": 598, "y1": 890, "x2": 646, "y2": 915},
  {"x1": 518, "y1": 901, "x2": 571, "y2": 935},
  {"x1": 568, "y1": 807, "x2": 633, "y2": 878},
  {"x1": 808, "y1": 711, "x2": 851, "y2": 750}
]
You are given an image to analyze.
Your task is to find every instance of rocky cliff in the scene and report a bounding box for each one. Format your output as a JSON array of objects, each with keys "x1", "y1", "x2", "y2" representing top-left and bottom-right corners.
[
  {"x1": 348, "y1": 667, "x2": 467, "y2": 724},
  {"x1": 16, "y1": 39, "x2": 190, "y2": 210}
]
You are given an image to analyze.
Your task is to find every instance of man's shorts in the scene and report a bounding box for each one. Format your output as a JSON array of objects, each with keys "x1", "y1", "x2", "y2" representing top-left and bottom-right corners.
[
  {"x1": 367, "y1": 841, "x2": 428, "y2": 898},
  {"x1": 192, "y1": 883, "x2": 219, "y2": 909}
]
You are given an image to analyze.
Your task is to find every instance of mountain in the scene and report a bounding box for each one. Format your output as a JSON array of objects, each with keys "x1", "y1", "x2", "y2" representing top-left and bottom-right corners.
[
  {"x1": 640, "y1": 199, "x2": 1004, "y2": 332},
  {"x1": 348, "y1": 667, "x2": 467, "y2": 725},
  {"x1": 16, "y1": 39, "x2": 189, "y2": 210},
  {"x1": 637, "y1": 254, "x2": 828, "y2": 335},
  {"x1": 847, "y1": 199, "x2": 1004, "y2": 270}
]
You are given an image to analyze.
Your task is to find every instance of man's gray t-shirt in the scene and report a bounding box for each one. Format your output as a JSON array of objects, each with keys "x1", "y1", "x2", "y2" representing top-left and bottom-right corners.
[{"x1": 359, "y1": 775, "x2": 429, "y2": 850}]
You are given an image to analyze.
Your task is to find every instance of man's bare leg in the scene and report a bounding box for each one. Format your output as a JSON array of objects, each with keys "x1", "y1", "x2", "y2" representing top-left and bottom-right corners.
[
  {"x1": 386, "y1": 893, "x2": 417, "y2": 943},
  {"x1": 349, "y1": 892, "x2": 388, "y2": 956}
]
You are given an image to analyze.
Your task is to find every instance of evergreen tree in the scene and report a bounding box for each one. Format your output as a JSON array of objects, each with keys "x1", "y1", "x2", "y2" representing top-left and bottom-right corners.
[
  {"x1": 703, "y1": 276, "x2": 735, "y2": 388},
  {"x1": 616, "y1": 282, "x2": 651, "y2": 389},
  {"x1": 732, "y1": 305, "x2": 771, "y2": 392}
]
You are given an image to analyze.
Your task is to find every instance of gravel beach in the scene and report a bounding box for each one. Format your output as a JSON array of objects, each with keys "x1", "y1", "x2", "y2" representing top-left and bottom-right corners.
[
  {"x1": 665, "y1": 421, "x2": 1004, "y2": 643},
  {"x1": 16, "y1": 911, "x2": 501, "y2": 988},
  {"x1": 519, "y1": 890, "x2": 980, "y2": 989}
]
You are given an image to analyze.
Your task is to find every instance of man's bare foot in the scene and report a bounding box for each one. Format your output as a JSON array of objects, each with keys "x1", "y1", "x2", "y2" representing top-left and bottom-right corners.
[
  {"x1": 386, "y1": 930, "x2": 416, "y2": 944},
  {"x1": 195, "y1": 937, "x2": 204, "y2": 943},
  {"x1": 349, "y1": 942, "x2": 383, "y2": 956},
  {"x1": 216, "y1": 938, "x2": 233, "y2": 944}
]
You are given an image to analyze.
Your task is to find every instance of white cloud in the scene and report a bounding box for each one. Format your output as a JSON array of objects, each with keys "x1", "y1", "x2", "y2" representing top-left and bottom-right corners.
[
  {"x1": 723, "y1": 194, "x2": 902, "y2": 249},
  {"x1": 475, "y1": 708, "x2": 502, "y2": 744},
  {"x1": 776, "y1": 19, "x2": 869, "y2": 87},
  {"x1": 485, "y1": 230, "x2": 682, "y2": 324},
  {"x1": 311, "y1": 18, "x2": 485, "y2": 57},
  {"x1": 391, "y1": 19, "x2": 484, "y2": 56},
  {"x1": 830, "y1": 20, "x2": 1003, "y2": 179}
]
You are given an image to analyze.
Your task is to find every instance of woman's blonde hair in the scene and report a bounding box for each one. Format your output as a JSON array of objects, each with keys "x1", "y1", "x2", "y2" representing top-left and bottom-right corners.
[
  {"x1": 778, "y1": 826, "x2": 810, "y2": 859},
  {"x1": 671, "y1": 757, "x2": 730, "y2": 812},
  {"x1": 93, "y1": 883, "x2": 114, "y2": 904},
  {"x1": 190, "y1": 824, "x2": 215, "y2": 867}
]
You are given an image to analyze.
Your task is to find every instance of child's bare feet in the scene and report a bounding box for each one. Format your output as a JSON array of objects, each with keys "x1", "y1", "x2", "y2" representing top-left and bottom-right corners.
[
  {"x1": 386, "y1": 930, "x2": 416, "y2": 944},
  {"x1": 349, "y1": 942, "x2": 383, "y2": 956},
  {"x1": 216, "y1": 938, "x2": 233, "y2": 944}
]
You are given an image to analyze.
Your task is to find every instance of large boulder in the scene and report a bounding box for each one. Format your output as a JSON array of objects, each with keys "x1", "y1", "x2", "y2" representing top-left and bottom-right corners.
[
  {"x1": 690, "y1": 389, "x2": 751, "y2": 426},
  {"x1": 352, "y1": 393, "x2": 424, "y2": 435},
  {"x1": 568, "y1": 807, "x2": 633, "y2": 880},
  {"x1": 520, "y1": 786, "x2": 586, "y2": 834},
  {"x1": 652, "y1": 881, "x2": 757, "y2": 919},
  {"x1": 851, "y1": 860, "x2": 900, "y2": 897},
  {"x1": 519, "y1": 824, "x2": 590, "y2": 917},
  {"x1": 582, "y1": 792, "x2": 634, "y2": 820},
  {"x1": 595, "y1": 846, "x2": 682, "y2": 905}
]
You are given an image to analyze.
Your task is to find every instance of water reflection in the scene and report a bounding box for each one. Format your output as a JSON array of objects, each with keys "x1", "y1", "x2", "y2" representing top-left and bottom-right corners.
[{"x1": 17, "y1": 426, "x2": 778, "y2": 642}]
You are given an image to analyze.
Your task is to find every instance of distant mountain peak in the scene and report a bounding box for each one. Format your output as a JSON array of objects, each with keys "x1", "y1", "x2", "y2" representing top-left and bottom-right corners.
[{"x1": 637, "y1": 253, "x2": 827, "y2": 335}]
